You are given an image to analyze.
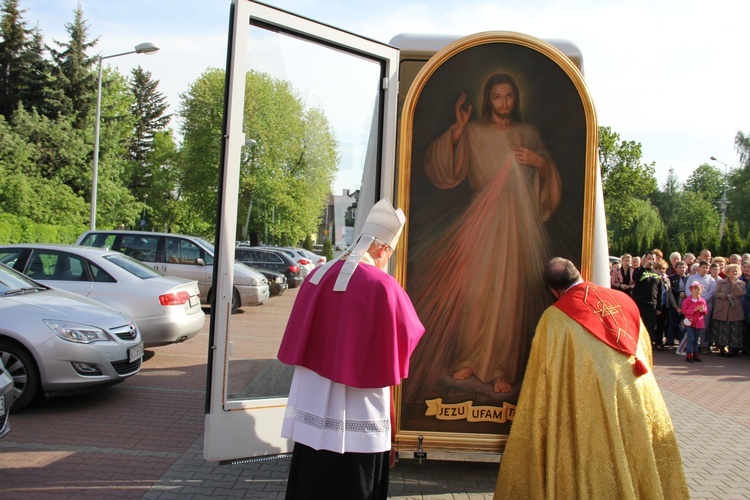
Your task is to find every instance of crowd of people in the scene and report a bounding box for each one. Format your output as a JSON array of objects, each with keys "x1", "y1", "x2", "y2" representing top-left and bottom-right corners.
[{"x1": 611, "y1": 248, "x2": 750, "y2": 361}]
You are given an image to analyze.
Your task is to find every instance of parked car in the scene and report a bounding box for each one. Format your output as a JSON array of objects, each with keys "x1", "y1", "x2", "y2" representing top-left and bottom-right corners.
[
  {"x1": 75, "y1": 231, "x2": 269, "y2": 312},
  {"x1": 0, "y1": 358, "x2": 12, "y2": 437},
  {"x1": 234, "y1": 247, "x2": 304, "y2": 288},
  {"x1": 0, "y1": 263, "x2": 143, "y2": 411},
  {"x1": 273, "y1": 247, "x2": 320, "y2": 276},
  {"x1": 0, "y1": 244, "x2": 205, "y2": 347},
  {"x1": 257, "y1": 269, "x2": 288, "y2": 297},
  {"x1": 299, "y1": 248, "x2": 327, "y2": 267}
]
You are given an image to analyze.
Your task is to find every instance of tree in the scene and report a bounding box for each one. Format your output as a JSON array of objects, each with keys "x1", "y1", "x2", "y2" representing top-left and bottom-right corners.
[
  {"x1": 19, "y1": 26, "x2": 60, "y2": 118},
  {"x1": 0, "y1": 113, "x2": 88, "y2": 224},
  {"x1": 683, "y1": 163, "x2": 723, "y2": 205},
  {"x1": 598, "y1": 126, "x2": 659, "y2": 249},
  {"x1": 302, "y1": 234, "x2": 313, "y2": 251},
  {"x1": 727, "y1": 131, "x2": 750, "y2": 238},
  {"x1": 322, "y1": 236, "x2": 333, "y2": 261},
  {"x1": 650, "y1": 167, "x2": 683, "y2": 250},
  {"x1": 88, "y1": 68, "x2": 141, "y2": 229},
  {"x1": 47, "y1": 3, "x2": 98, "y2": 128},
  {"x1": 0, "y1": 0, "x2": 29, "y2": 119},
  {"x1": 0, "y1": 0, "x2": 58, "y2": 120},
  {"x1": 719, "y1": 220, "x2": 745, "y2": 257},
  {"x1": 241, "y1": 73, "x2": 338, "y2": 245},
  {"x1": 177, "y1": 68, "x2": 226, "y2": 232},
  {"x1": 672, "y1": 194, "x2": 720, "y2": 254},
  {"x1": 607, "y1": 199, "x2": 666, "y2": 256},
  {"x1": 126, "y1": 66, "x2": 172, "y2": 203},
  {"x1": 178, "y1": 69, "x2": 339, "y2": 243}
]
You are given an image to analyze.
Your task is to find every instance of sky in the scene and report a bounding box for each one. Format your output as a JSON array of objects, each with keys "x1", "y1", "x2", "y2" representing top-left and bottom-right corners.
[{"x1": 17, "y1": 0, "x2": 750, "y2": 186}]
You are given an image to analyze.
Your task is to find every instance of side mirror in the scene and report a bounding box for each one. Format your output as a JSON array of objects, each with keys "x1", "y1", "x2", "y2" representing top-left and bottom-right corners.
[{"x1": 196, "y1": 258, "x2": 205, "y2": 266}]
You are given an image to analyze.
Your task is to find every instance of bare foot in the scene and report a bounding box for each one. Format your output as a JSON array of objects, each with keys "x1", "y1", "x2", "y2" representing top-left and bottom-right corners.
[
  {"x1": 452, "y1": 366, "x2": 474, "y2": 380},
  {"x1": 493, "y1": 377, "x2": 512, "y2": 393}
]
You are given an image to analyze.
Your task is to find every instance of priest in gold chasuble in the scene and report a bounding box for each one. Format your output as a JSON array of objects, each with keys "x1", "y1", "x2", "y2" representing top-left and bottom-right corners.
[{"x1": 495, "y1": 258, "x2": 688, "y2": 499}]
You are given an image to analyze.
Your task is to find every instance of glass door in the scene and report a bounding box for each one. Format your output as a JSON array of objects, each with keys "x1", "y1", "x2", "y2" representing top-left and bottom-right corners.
[{"x1": 204, "y1": 0, "x2": 399, "y2": 462}]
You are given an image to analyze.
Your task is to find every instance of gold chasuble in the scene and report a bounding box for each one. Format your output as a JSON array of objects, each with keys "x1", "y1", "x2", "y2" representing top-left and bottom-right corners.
[{"x1": 495, "y1": 284, "x2": 688, "y2": 499}]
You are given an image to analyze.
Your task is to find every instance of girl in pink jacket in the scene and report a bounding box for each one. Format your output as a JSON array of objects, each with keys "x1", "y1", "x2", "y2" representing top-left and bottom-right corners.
[{"x1": 681, "y1": 282, "x2": 707, "y2": 362}]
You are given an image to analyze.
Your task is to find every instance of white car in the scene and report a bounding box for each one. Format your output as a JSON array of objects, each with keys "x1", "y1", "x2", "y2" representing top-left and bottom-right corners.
[
  {"x1": 75, "y1": 231, "x2": 269, "y2": 312},
  {"x1": 0, "y1": 244, "x2": 205, "y2": 347},
  {"x1": 0, "y1": 263, "x2": 142, "y2": 411},
  {"x1": 274, "y1": 247, "x2": 326, "y2": 276}
]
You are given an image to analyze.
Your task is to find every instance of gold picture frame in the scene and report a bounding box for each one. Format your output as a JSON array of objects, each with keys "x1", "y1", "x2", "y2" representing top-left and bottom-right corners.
[{"x1": 393, "y1": 31, "x2": 598, "y2": 454}]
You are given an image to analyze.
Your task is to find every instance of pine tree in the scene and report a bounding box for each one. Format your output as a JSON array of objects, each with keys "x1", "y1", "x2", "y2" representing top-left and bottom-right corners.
[
  {"x1": 47, "y1": 3, "x2": 98, "y2": 128},
  {"x1": 0, "y1": 0, "x2": 31, "y2": 119},
  {"x1": 20, "y1": 26, "x2": 61, "y2": 118},
  {"x1": 127, "y1": 66, "x2": 171, "y2": 199}
]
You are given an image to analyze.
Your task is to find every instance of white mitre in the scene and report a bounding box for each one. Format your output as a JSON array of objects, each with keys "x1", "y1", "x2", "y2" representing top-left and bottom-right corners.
[{"x1": 309, "y1": 198, "x2": 406, "y2": 291}]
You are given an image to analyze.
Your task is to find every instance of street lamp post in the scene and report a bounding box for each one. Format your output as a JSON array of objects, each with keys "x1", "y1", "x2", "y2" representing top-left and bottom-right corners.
[
  {"x1": 710, "y1": 156, "x2": 730, "y2": 243},
  {"x1": 90, "y1": 42, "x2": 160, "y2": 230}
]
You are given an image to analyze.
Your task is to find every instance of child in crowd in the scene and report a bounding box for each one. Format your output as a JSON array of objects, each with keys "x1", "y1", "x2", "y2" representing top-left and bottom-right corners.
[{"x1": 681, "y1": 282, "x2": 707, "y2": 362}]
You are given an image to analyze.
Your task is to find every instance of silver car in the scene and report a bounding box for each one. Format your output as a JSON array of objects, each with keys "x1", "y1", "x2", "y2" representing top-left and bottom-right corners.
[
  {"x1": 75, "y1": 231, "x2": 270, "y2": 312},
  {"x1": 0, "y1": 263, "x2": 143, "y2": 411},
  {"x1": 0, "y1": 358, "x2": 12, "y2": 437},
  {"x1": 0, "y1": 244, "x2": 205, "y2": 348}
]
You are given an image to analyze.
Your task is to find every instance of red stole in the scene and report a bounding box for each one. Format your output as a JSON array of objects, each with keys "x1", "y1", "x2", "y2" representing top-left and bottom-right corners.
[{"x1": 554, "y1": 282, "x2": 648, "y2": 376}]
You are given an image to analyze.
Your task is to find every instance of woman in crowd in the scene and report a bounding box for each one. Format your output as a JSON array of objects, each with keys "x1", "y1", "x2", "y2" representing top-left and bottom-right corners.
[
  {"x1": 632, "y1": 255, "x2": 641, "y2": 269},
  {"x1": 654, "y1": 261, "x2": 674, "y2": 347},
  {"x1": 611, "y1": 253, "x2": 634, "y2": 295},
  {"x1": 610, "y1": 260, "x2": 620, "y2": 278},
  {"x1": 712, "y1": 263, "x2": 747, "y2": 357},
  {"x1": 684, "y1": 253, "x2": 697, "y2": 271},
  {"x1": 740, "y1": 260, "x2": 750, "y2": 283}
]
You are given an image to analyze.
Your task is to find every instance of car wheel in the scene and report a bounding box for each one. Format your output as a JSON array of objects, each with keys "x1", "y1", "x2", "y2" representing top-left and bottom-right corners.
[{"x1": 0, "y1": 339, "x2": 40, "y2": 412}]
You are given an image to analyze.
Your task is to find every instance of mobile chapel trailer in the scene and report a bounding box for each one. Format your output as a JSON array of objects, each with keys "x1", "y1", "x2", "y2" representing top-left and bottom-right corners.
[{"x1": 203, "y1": 0, "x2": 609, "y2": 463}]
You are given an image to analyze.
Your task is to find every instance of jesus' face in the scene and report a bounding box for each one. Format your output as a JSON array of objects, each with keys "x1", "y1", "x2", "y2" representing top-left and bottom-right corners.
[{"x1": 489, "y1": 83, "x2": 516, "y2": 121}]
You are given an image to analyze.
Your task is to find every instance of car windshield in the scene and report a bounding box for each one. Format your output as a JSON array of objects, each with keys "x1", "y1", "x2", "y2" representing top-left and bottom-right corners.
[
  {"x1": 103, "y1": 254, "x2": 162, "y2": 280},
  {"x1": 194, "y1": 238, "x2": 214, "y2": 254},
  {"x1": 0, "y1": 263, "x2": 46, "y2": 294}
]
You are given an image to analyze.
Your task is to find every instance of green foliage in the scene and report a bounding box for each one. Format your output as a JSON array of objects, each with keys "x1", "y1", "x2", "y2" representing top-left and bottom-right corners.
[
  {"x1": 683, "y1": 163, "x2": 724, "y2": 205},
  {"x1": 0, "y1": 0, "x2": 29, "y2": 118},
  {"x1": 607, "y1": 199, "x2": 667, "y2": 256},
  {"x1": 599, "y1": 126, "x2": 659, "y2": 249},
  {"x1": 126, "y1": 66, "x2": 171, "y2": 198},
  {"x1": 0, "y1": 111, "x2": 89, "y2": 224},
  {"x1": 322, "y1": 236, "x2": 333, "y2": 261},
  {"x1": 650, "y1": 167, "x2": 682, "y2": 248},
  {"x1": 47, "y1": 3, "x2": 98, "y2": 128},
  {"x1": 671, "y1": 194, "x2": 720, "y2": 253},
  {"x1": 719, "y1": 220, "x2": 745, "y2": 257},
  {"x1": 0, "y1": 212, "x2": 85, "y2": 244},
  {"x1": 599, "y1": 126, "x2": 658, "y2": 235},
  {"x1": 726, "y1": 131, "x2": 750, "y2": 239},
  {"x1": 302, "y1": 234, "x2": 313, "y2": 251},
  {"x1": 178, "y1": 69, "x2": 339, "y2": 243},
  {"x1": 177, "y1": 68, "x2": 225, "y2": 235}
]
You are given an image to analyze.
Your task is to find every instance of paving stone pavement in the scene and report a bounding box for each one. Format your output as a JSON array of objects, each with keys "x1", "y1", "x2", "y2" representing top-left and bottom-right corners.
[{"x1": 1, "y1": 305, "x2": 749, "y2": 499}]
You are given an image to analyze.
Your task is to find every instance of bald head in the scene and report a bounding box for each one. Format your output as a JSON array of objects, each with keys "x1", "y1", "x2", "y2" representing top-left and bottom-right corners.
[{"x1": 543, "y1": 257, "x2": 581, "y2": 291}]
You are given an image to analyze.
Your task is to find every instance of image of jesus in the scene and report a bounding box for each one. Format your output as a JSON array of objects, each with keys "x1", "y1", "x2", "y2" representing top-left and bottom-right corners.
[{"x1": 407, "y1": 72, "x2": 562, "y2": 397}]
